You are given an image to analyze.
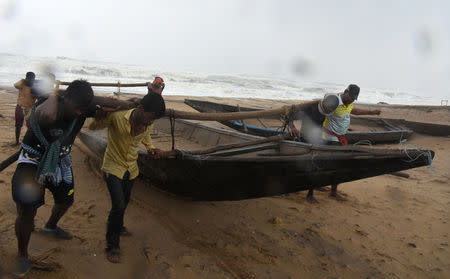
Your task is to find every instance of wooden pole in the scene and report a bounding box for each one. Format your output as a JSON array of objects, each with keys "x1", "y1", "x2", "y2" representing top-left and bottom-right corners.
[
  {"x1": 157, "y1": 134, "x2": 292, "y2": 158},
  {"x1": 187, "y1": 134, "x2": 292, "y2": 155},
  {"x1": 388, "y1": 172, "x2": 410, "y2": 178},
  {"x1": 58, "y1": 81, "x2": 148, "y2": 87},
  {"x1": 164, "y1": 102, "x2": 315, "y2": 121},
  {"x1": 92, "y1": 96, "x2": 318, "y2": 121},
  {"x1": 0, "y1": 149, "x2": 21, "y2": 173}
]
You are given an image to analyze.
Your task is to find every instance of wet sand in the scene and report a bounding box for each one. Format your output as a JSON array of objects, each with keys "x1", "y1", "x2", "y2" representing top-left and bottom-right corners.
[{"x1": 0, "y1": 87, "x2": 449, "y2": 279}]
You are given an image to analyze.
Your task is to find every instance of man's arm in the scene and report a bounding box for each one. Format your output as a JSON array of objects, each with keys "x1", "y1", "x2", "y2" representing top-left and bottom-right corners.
[
  {"x1": 142, "y1": 125, "x2": 165, "y2": 158},
  {"x1": 351, "y1": 107, "x2": 381, "y2": 116},
  {"x1": 34, "y1": 95, "x2": 58, "y2": 126},
  {"x1": 88, "y1": 108, "x2": 113, "y2": 130},
  {"x1": 142, "y1": 125, "x2": 155, "y2": 150},
  {"x1": 288, "y1": 121, "x2": 301, "y2": 139},
  {"x1": 14, "y1": 80, "x2": 23, "y2": 90}
]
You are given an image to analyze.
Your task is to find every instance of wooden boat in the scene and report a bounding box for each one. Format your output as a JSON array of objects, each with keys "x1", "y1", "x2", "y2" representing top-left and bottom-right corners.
[
  {"x1": 78, "y1": 117, "x2": 434, "y2": 201},
  {"x1": 185, "y1": 99, "x2": 449, "y2": 138},
  {"x1": 184, "y1": 99, "x2": 413, "y2": 144}
]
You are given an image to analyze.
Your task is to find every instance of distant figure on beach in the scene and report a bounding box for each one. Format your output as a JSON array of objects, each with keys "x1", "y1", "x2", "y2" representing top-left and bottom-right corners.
[
  {"x1": 289, "y1": 84, "x2": 381, "y2": 203},
  {"x1": 13, "y1": 72, "x2": 37, "y2": 146},
  {"x1": 11, "y1": 80, "x2": 95, "y2": 277},
  {"x1": 89, "y1": 92, "x2": 166, "y2": 264},
  {"x1": 147, "y1": 76, "x2": 165, "y2": 94}
]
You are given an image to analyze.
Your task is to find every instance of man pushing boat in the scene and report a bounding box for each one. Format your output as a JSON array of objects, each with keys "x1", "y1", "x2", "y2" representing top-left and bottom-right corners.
[
  {"x1": 289, "y1": 84, "x2": 381, "y2": 203},
  {"x1": 89, "y1": 92, "x2": 166, "y2": 263},
  {"x1": 11, "y1": 80, "x2": 95, "y2": 277}
]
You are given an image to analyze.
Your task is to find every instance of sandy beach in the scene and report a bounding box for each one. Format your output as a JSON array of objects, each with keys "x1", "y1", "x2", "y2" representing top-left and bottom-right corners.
[{"x1": 0, "y1": 86, "x2": 449, "y2": 279}]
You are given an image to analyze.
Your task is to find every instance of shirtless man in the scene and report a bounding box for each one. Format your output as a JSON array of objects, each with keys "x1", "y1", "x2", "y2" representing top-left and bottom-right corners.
[
  {"x1": 11, "y1": 80, "x2": 94, "y2": 277},
  {"x1": 13, "y1": 72, "x2": 37, "y2": 145}
]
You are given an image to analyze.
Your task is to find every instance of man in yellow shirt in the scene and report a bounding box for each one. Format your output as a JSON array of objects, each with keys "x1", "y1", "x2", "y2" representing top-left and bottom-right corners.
[
  {"x1": 89, "y1": 92, "x2": 166, "y2": 263},
  {"x1": 13, "y1": 72, "x2": 37, "y2": 145}
]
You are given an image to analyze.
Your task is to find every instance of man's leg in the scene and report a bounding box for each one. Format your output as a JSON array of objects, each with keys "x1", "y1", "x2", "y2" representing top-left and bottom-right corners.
[
  {"x1": 105, "y1": 173, "x2": 127, "y2": 263},
  {"x1": 329, "y1": 184, "x2": 347, "y2": 201},
  {"x1": 326, "y1": 140, "x2": 347, "y2": 201},
  {"x1": 41, "y1": 181, "x2": 74, "y2": 239},
  {"x1": 11, "y1": 163, "x2": 45, "y2": 277},
  {"x1": 44, "y1": 203, "x2": 72, "y2": 230},
  {"x1": 120, "y1": 172, "x2": 135, "y2": 236},
  {"x1": 14, "y1": 105, "x2": 24, "y2": 146},
  {"x1": 15, "y1": 205, "x2": 37, "y2": 258},
  {"x1": 306, "y1": 188, "x2": 319, "y2": 203}
]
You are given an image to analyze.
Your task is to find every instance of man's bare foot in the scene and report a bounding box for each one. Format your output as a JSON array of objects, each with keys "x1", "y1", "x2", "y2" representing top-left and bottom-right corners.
[
  {"x1": 306, "y1": 195, "x2": 319, "y2": 204},
  {"x1": 106, "y1": 248, "x2": 121, "y2": 263},
  {"x1": 329, "y1": 192, "x2": 347, "y2": 201}
]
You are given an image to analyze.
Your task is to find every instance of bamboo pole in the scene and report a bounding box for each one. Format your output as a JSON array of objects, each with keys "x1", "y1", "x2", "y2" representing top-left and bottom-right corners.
[
  {"x1": 0, "y1": 149, "x2": 21, "y2": 173},
  {"x1": 164, "y1": 102, "x2": 316, "y2": 121},
  {"x1": 153, "y1": 134, "x2": 292, "y2": 159},
  {"x1": 92, "y1": 96, "x2": 318, "y2": 121},
  {"x1": 58, "y1": 81, "x2": 148, "y2": 87},
  {"x1": 186, "y1": 134, "x2": 292, "y2": 155}
]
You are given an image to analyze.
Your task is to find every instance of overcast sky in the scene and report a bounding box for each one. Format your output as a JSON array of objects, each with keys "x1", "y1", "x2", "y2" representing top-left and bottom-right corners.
[{"x1": 1, "y1": 0, "x2": 449, "y2": 98}]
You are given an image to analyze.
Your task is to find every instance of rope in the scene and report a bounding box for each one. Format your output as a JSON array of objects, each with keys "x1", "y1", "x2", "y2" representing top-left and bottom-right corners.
[
  {"x1": 352, "y1": 140, "x2": 373, "y2": 146},
  {"x1": 397, "y1": 139, "x2": 436, "y2": 172},
  {"x1": 280, "y1": 105, "x2": 298, "y2": 139},
  {"x1": 169, "y1": 109, "x2": 176, "y2": 150},
  {"x1": 281, "y1": 105, "x2": 296, "y2": 132},
  {"x1": 29, "y1": 100, "x2": 77, "y2": 184}
]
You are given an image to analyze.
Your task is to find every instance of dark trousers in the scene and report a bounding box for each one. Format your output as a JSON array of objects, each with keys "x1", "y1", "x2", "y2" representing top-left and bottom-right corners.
[{"x1": 104, "y1": 171, "x2": 134, "y2": 250}]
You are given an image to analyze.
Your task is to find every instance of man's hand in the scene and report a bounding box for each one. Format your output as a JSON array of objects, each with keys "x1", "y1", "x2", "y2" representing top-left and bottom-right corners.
[
  {"x1": 95, "y1": 106, "x2": 119, "y2": 120},
  {"x1": 148, "y1": 148, "x2": 164, "y2": 159},
  {"x1": 370, "y1": 109, "x2": 381, "y2": 115},
  {"x1": 288, "y1": 122, "x2": 301, "y2": 139}
]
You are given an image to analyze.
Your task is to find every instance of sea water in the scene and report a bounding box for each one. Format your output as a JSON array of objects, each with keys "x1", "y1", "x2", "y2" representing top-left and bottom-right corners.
[{"x1": 0, "y1": 53, "x2": 443, "y2": 105}]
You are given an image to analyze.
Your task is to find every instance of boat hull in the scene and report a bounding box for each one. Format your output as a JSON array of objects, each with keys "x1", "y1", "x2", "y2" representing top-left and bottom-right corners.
[{"x1": 79, "y1": 118, "x2": 434, "y2": 201}]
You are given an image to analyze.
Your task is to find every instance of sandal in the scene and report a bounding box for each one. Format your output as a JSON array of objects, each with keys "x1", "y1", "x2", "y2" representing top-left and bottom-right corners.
[
  {"x1": 40, "y1": 226, "x2": 72, "y2": 239},
  {"x1": 106, "y1": 248, "x2": 121, "y2": 263},
  {"x1": 12, "y1": 257, "x2": 31, "y2": 278}
]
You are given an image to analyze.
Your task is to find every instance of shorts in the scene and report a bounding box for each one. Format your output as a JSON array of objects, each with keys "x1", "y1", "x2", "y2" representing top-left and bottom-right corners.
[{"x1": 12, "y1": 163, "x2": 74, "y2": 209}]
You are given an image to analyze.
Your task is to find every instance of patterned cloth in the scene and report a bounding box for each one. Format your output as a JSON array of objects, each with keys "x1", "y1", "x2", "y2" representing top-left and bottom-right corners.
[
  {"x1": 18, "y1": 143, "x2": 73, "y2": 185},
  {"x1": 322, "y1": 94, "x2": 354, "y2": 142}
]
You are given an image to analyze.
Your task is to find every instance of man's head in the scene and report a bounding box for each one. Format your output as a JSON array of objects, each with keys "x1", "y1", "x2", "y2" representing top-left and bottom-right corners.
[
  {"x1": 134, "y1": 92, "x2": 166, "y2": 126},
  {"x1": 63, "y1": 80, "x2": 94, "y2": 119},
  {"x1": 318, "y1": 94, "x2": 339, "y2": 115},
  {"x1": 25, "y1": 72, "x2": 36, "y2": 86},
  {"x1": 148, "y1": 76, "x2": 165, "y2": 94},
  {"x1": 342, "y1": 84, "x2": 360, "y2": 105}
]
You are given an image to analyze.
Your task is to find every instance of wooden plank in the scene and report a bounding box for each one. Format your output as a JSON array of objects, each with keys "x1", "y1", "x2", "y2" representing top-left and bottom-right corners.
[{"x1": 59, "y1": 81, "x2": 148, "y2": 87}]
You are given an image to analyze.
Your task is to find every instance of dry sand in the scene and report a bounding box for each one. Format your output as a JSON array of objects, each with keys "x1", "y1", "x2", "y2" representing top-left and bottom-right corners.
[{"x1": 0, "y1": 87, "x2": 449, "y2": 279}]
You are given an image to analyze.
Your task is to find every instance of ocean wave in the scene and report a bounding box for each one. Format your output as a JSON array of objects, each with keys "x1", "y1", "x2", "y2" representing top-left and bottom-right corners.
[{"x1": 0, "y1": 53, "x2": 445, "y2": 105}]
